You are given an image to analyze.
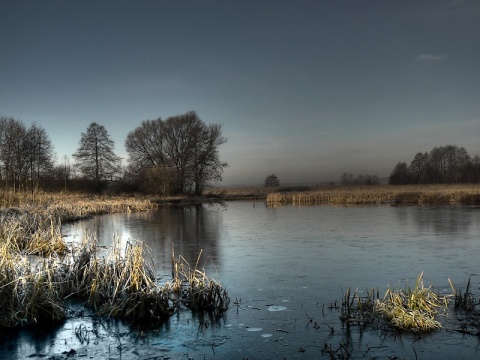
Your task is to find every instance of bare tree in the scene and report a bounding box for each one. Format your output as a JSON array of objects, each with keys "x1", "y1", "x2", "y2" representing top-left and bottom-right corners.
[
  {"x1": 264, "y1": 174, "x2": 280, "y2": 187},
  {"x1": 191, "y1": 122, "x2": 228, "y2": 195},
  {"x1": 26, "y1": 123, "x2": 54, "y2": 192},
  {"x1": 340, "y1": 172, "x2": 354, "y2": 186},
  {"x1": 125, "y1": 111, "x2": 228, "y2": 195},
  {"x1": 409, "y1": 152, "x2": 429, "y2": 184},
  {"x1": 389, "y1": 162, "x2": 410, "y2": 185},
  {"x1": 0, "y1": 117, "x2": 28, "y2": 191},
  {"x1": 73, "y1": 122, "x2": 121, "y2": 192},
  {"x1": 124, "y1": 118, "x2": 166, "y2": 170}
]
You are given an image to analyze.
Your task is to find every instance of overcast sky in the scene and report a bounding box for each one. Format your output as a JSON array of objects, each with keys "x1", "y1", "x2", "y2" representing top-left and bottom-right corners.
[{"x1": 1, "y1": 0, "x2": 479, "y2": 185}]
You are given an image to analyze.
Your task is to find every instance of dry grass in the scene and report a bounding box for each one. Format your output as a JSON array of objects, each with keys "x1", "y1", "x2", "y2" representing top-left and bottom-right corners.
[
  {"x1": 340, "y1": 273, "x2": 450, "y2": 333},
  {"x1": 62, "y1": 234, "x2": 174, "y2": 326},
  {"x1": 0, "y1": 212, "x2": 67, "y2": 256},
  {"x1": 0, "y1": 231, "x2": 229, "y2": 329},
  {"x1": 374, "y1": 273, "x2": 448, "y2": 332},
  {"x1": 266, "y1": 184, "x2": 480, "y2": 206},
  {"x1": 0, "y1": 191, "x2": 155, "y2": 256},
  {"x1": 172, "y1": 251, "x2": 230, "y2": 314},
  {"x1": 0, "y1": 240, "x2": 65, "y2": 328},
  {"x1": 1, "y1": 191, "x2": 155, "y2": 221},
  {"x1": 0, "y1": 190, "x2": 228, "y2": 329}
]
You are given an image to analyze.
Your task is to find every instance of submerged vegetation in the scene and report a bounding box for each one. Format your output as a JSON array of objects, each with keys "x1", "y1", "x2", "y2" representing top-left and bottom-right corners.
[
  {"x1": 0, "y1": 191, "x2": 229, "y2": 330},
  {"x1": 266, "y1": 184, "x2": 480, "y2": 206}
]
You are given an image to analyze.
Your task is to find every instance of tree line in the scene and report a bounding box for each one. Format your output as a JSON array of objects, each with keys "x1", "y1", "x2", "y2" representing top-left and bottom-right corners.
[
  {"x1": 389, "y1": 145, "x2": 480, "y2": 185},
  {"x1": 0, "y1": 117, "x2": 55, "y2": 192},
  {"x1": 0, "y1": 111, "x2": 227, "y2": 195}
]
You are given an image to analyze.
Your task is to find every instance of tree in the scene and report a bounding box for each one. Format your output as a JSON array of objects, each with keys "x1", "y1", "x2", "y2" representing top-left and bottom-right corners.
[
  {"x1": 340, "y1": 172, "x2": 380, "y2": 186},
  {"x1": 340, "y1": 172, "x2": 354, "y2": 186},
  {"x1": 125, "y1": 111, "x2": 228, "y2": 195},
  {"x1": 264, "y1": 174, "x2": 280, "y2": 187},
  {"x1": 73, "y1": 122, "x2": 121, "y2": 192},
  {"x1": 409, "y1": 152, "x2": 429, "y2": 184},
  {"x1": 124, "y1": 118, "x2": 166, "y2": 170},
  {"x1": 26, "y1": 123, "x2": 54, "y2": 191},
  {"x1": 0, "y1": 117, "x2": 56, "y2": 192},
  {"x1": 0, "y1": 117, "x2": 29, "y2": 191},
  {"x1": 389, "y1": 162, "x2": 410, "y2": 185},
  {"x1": 190, "y1": 122, "x2": 228, "y2": 195}
]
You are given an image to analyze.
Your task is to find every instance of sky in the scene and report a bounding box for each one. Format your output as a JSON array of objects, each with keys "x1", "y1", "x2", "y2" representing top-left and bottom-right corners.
[{"x1": 1, "y1": 0, "x2": 479, "y2": 185}]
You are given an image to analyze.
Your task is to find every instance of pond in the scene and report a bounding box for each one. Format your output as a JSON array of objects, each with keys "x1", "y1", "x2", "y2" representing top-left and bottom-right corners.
[{"x1": 2, "y1": 202, "x2": 480, "y2": 359}]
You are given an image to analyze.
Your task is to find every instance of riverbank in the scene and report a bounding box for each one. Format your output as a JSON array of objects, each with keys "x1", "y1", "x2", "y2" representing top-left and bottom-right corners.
[{"x1": 153, "y1": 184, "x2": 480, "y2": 206}]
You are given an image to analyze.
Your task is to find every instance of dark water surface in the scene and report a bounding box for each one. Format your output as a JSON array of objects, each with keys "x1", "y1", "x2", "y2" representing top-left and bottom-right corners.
[{"x1": 2, "y1": 202, "x2": 480, "y2": 359}]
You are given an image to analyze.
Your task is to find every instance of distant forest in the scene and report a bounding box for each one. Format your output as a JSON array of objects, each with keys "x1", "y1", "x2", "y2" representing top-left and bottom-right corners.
[
  {"x1": 0, "y1": 112, "x2": 227, "y2": 195},
  {"x1": 389, "y1": 145, "x2": 480, "y2": 185}
]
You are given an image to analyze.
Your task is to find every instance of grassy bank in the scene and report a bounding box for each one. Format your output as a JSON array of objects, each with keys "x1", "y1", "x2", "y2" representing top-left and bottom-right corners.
[
  {"x1": 265, "y1": 184, "x2": 480, "y2": 206},
  {"x1": 0, "y1": 191, "x2": 155, "y2": 221},
  {"x1": 0, "y1": 191, "x2": 229, "y2": 329}
]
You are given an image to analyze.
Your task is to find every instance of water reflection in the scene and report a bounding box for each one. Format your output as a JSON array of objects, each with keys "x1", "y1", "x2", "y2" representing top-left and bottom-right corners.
[
  {"x1": 63, "y1": 203, "x2": 223, "y2": 278},
  {"x1": 396, "y1": 205, "x2": 480, "y2": 236}
]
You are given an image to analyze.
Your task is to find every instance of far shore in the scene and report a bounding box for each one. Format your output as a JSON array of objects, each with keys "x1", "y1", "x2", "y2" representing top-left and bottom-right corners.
[
  {"x1": 1, "y1": 183, "x2": 480, "y2": 212},
  {"x1": 159, "y1": 183, "x2": 480, "y2": 206}
]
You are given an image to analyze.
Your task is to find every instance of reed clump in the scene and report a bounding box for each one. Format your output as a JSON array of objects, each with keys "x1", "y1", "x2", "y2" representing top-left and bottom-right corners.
[
  {"x1": 0, "y1": 241, "x2": 65, "y2": 328},
  {"x1": 172, "y1": 252, "x2": 230, "y2": 315},
  {"x1": 0, "y1": 212, "x2": 67, "y2": 256},
  {"x1": 374, "y1": 273, "x2": 447, "y2": 332},
  {"x1": 340, "y1": 273, "x2": 449, "y2": 333},
  {"x1": 63, "y1": 236, "x2": 174, "y2": 326}
]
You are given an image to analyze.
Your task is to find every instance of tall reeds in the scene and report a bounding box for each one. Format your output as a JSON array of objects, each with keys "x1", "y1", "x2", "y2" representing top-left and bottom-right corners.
[
  {"x1": 172, "y1": 252, "x2": 230, "y2": 314},
  {"x1": 266, "y1": 184, "x2": 480, "y2": 206},
  {"x1": 64, "y1": 235, "x2": 174, "y2": 326},
  {"x1": 0, "y1": 241, "x2": 65, "y2": 328},
  {"x1": 0, "y1": 231, "x2": 229, "y2": 329}
]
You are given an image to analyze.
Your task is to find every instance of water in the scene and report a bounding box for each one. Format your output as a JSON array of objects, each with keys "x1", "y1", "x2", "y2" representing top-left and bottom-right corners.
[{"x1": 2, "y1": 202, "x2": 480, "y2": 359}]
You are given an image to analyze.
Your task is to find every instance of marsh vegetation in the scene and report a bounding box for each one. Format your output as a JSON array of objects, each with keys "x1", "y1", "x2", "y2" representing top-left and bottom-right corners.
[
  {"x1": 266, "y1": 184, "x2": 480, "y2": 206},
  {"x1": 0, "y1": 191, "x2": 229, "y2": 330}
]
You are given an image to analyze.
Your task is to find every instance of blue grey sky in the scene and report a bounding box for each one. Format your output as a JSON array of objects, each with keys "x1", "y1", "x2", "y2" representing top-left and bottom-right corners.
[{"x1": 1, "y1": 0, "x2": 479, "y2": 185}]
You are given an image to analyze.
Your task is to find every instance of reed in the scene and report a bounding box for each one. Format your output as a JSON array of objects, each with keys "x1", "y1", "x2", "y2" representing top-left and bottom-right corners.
[
  {"x1": 0, "y1": 191, "x2": 155, "y2": 256},
  {"x1": 0, "y1": 241, "x2": 65, "y2": 328},
  {"x1": 339, "y1": 287, "x2": 380, "y2": 327},
  {"x1": 266, "y1": 184, "x2": 480, "y2": 206},
  {"x1": 172, "y1": 252, "x2": 229, "y2": 314},
  {"x1": 0, "y1": 212, "x2": 67, "y2": 256},
  {"x1": 452, "y1": 277, "x2": 476, "y2": 312}
]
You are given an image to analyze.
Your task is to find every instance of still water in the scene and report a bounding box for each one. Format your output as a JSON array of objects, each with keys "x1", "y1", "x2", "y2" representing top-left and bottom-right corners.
[{"x1": 3, "y1": 202, "x2": 480, "y2": 359}]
